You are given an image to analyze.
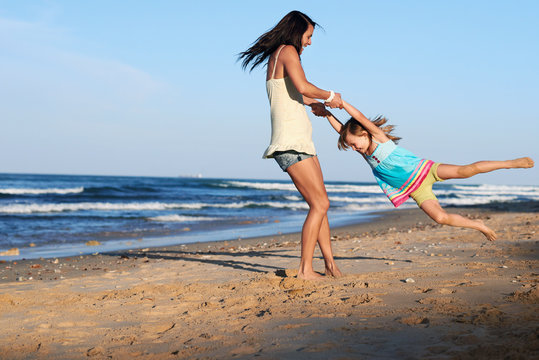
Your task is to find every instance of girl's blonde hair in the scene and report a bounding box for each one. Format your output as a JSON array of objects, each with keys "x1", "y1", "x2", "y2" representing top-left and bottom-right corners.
[{"x1": 338, "y1": 116, "x2": 401, "y2": 150}]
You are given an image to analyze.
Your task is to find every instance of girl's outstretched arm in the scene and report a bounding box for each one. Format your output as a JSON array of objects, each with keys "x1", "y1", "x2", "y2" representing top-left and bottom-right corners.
[
  {"x1": 342, "y1": 101, "x2": 390, "y2": 142},
  {"x1": 325, "y1": 111, "x2": 343, "y2": 133},
  {"x1": 308, "y1": 103, "x2": 343, "y2": 133}
]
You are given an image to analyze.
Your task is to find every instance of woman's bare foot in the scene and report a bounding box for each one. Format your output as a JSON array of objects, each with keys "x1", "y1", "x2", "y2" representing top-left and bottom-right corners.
[
  {"x1": 297, "y1": 270, "x2": 325, "y2": 280},
  {"x1": 476, "y1": 220, "x2": 496, "y2": 241},
  {"x1": 325, "y1": 263, "x2": 343, "y2": 278},
  {"x1": 512, "y1": 157, "x2": 534, "y2": 168}
]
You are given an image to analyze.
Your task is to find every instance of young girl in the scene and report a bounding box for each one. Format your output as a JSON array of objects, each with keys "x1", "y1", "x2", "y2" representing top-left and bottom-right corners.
[{"x1": 313, "y1": 101, "x2": 534, "y2": 241}]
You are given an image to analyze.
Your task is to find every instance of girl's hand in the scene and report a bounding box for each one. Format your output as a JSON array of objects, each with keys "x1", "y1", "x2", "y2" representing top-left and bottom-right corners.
[
  {"x1": 326, "y1": 92, "x2": 343, "y2": 109},
  {"x1": 309, "y1": 102, "x2": 331, "y2": 117}
]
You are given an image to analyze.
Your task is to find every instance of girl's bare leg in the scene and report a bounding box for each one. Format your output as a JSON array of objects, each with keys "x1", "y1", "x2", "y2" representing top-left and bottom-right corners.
[
  {"x1": 428, "y1": 157, "x2": 533, "y2": 241},
  {"x1": 420, "y1": 199, "x2": 496, "y2": 241},
  {"x1": 436, "y1": 157, "x2": 534, "y2": 180},
  {"x1": 287, "y1": 156, "x2": 336, "y2": 280}
]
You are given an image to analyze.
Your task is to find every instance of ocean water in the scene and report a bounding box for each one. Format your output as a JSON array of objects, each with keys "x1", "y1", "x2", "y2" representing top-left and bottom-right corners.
[{"x1": 1, "y1": 173, "x2": 538, "y2": 259}]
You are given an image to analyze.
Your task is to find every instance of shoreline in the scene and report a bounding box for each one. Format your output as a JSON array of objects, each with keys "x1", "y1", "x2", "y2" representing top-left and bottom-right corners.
[
  {"x1": 0, "y1": 208, "x2": 382, "y2": 262},
  {"x1": 1, "y1": 201, "x2": 537, "y2": 283},
  {"x1": 0, "y1": 202, "x2": 537, "y2": 359}
]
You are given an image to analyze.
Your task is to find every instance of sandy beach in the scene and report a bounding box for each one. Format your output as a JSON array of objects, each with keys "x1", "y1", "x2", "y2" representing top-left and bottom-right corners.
[{"x1": 0, "y1": 202, "x2": 537, "y2": 359}]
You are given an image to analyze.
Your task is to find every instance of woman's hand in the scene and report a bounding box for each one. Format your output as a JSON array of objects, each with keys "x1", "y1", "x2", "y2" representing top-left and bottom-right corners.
[
  {"x1": 325, "y1": 92, "x2": 343, "y2": 109},
  {"x1": 309, "y1": 102, "x2": 331, "y2": 117}
]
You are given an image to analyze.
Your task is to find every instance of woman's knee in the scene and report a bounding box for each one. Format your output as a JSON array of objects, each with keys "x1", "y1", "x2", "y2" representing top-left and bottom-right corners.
[{"x1": 309, "y1": 196, "x2": 330, "y2": 214}]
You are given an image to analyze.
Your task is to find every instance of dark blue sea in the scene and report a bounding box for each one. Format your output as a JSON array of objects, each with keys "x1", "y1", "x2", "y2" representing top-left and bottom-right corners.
[{"x1": 1, "y1": 173, "x2": 537, "y2": 260}]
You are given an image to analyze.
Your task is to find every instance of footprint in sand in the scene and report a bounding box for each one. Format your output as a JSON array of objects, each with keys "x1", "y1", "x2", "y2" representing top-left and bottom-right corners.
[
  {"x1": 438, "y1": 288, "x2": 456, "y2": 295},
  {"x1": 340, "y1": 294, "x2": 379, "y2": 306},
  {"x1": 456, "y1": 305, "x2": 506, "y2": 325},
  {"x1": 418, "y1": 297, "x2": 461, "y2": 305},
  {"x1": 397, "y1": 315, "x2": 430, "y2": 326},
  {"x1": 508, "y1": 286, "x2": 539, "y2": 304}
]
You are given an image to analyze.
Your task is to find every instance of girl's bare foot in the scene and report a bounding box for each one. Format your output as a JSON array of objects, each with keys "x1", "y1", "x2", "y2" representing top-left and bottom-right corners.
[
  {"x1": 476, "y1": 220, "x2": 496, "y2": 241},
  {"x1": 512, "y1": 157, "x2": 534, "y2": 168}
]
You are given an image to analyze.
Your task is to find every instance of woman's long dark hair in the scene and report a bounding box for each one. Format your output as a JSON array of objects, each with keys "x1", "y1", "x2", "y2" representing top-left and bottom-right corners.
[{"x1": 238, "y1": 10, "x2": 318, "y2": 72}]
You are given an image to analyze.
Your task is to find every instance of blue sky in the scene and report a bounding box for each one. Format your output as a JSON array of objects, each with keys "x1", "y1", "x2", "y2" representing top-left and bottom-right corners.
[{"x1": 1, "y1": 0, "x2": 538, "y2": 185}]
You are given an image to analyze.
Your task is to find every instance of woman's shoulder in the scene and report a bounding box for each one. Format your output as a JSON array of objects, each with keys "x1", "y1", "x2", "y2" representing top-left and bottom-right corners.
[
  {"x1": 278, "y1": 45, "x2": 299, "y2": 59},
  {"x1": 276, "y1": 44, "x2": 294, "y2": 51}
]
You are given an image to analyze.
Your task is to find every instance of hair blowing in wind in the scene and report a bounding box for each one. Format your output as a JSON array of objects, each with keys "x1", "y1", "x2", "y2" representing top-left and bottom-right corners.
[{"x1": 238, "y1": 10, "x2": 317, "y2": 72}]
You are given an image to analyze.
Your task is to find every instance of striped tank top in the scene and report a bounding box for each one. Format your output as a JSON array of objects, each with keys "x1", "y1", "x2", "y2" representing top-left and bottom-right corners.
[{"x1": 365, "y1": 140, "x2": 434, "y2": 207}]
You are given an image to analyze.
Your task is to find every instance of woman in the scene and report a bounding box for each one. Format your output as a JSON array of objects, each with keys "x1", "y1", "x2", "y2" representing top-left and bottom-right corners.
[{"x1": 239, "y1": 10, "x2": 343, "y2": 279}]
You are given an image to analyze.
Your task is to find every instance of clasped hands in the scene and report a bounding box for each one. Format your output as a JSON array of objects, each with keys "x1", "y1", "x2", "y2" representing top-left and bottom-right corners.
[
  {"x1": 325, "y1": 92, "x2": 343, "y2": 110},
  {"x1": 309, "y1": 101, "x2": 334, "y2": 118},
  {"x1": 309, "y1": 92, "x2": 342, "y2": 117}
]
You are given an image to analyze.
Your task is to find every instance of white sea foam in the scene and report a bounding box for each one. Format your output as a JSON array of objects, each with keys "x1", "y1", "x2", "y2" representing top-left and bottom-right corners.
[
  {"x1": 439, "y1": 195, "x2": 518, "y2": 206},
  {"x1": 148, "y1": 215, "x2": 219, "y2": 222},
  {"x1": 0, "y1": 200, "x2": 311, "y2": 214},
  {"x1": 1, "y1": 182, "x2": 536, "y2": 215},
  {"x1": 447, "y1": 184, "x2": 539, "y2": 197},
  {"x1": 0, "y1": 202, "x2": 181, "y2": 214},
  {"x1": 453, "y1": 184, "x2": 538, "y2": 192},
  {"x1": 284, "y1": 195, "x2": 302, "y2": 201},
  {"x1": 341, "y1": 203, "x2": 396, "y2": 211},
  {"x1": 329, "y1": 195, "x2": 387, "y2": 204},
  {"x1": 261, "y1": 201, "x2": 309, "y2": 210},
  {"x1": 0, "y1": 187, "x2": 84, "y2": 195},
  {"x1": 325, "y1": 184, "x2": 382, "y2": 194},
  {"x1": 224, "y1": 181, "x2": 382, "y2": 194},
  {"x1": 224, "y1": 181, "x2": 297, "y2": 191}
]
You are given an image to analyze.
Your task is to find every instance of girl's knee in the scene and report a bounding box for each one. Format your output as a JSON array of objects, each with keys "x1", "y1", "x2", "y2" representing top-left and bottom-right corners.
[
  {"x1": 431, "y1": 211, "x2": 449, "y2": 225},
  {"x1": 458, "y1": 164, "x2": 479, "y2": 178}
]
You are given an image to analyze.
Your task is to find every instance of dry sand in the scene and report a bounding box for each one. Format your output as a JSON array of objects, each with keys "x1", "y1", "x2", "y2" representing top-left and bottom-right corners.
[{"x1": 0, "y1": 203, "x2": 538, "y2": 359}]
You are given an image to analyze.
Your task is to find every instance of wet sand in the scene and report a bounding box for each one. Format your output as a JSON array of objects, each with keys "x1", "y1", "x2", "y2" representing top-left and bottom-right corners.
[{"x1": 0, "y1": 203, "x2": 538, "y2": 359}]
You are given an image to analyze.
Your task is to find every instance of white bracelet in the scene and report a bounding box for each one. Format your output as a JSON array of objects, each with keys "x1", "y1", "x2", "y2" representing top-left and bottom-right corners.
[{"x1": 325, "y1": 90, "x2": 335, "y2": 103}]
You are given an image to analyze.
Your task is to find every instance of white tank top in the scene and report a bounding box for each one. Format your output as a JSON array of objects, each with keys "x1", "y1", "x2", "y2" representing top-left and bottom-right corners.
[{"x1": 262, "y1": 45, "x2": 316, "y2": 158}]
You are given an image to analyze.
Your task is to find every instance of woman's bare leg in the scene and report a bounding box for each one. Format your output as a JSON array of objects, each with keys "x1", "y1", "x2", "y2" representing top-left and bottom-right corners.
[
  {"x1": 420, "y1": 199, "x2": 496, "y2": 241},
  {"x1": 317, "y1": 214, "x2": 342, "y2": 277},
  {"x1": 436, "y1": 157, "x2": 534, "y2": 180},
  {"x1": 287, "y1": 156, "x2": 337, "y2": 280},
  {"x1": 310, "y1": 158, "x2": 342, "y2": 277}
]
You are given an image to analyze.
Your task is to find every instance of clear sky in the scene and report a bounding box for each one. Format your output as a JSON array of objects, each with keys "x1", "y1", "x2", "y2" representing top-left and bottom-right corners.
[{"x1": 1, "y1": 0, "x2": 538, "y2": 185}]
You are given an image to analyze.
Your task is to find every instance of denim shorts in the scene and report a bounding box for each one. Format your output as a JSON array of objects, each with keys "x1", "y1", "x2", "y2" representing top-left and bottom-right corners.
[{"x1": 273, "y1": 150, "x2": 314, "y2": 172}]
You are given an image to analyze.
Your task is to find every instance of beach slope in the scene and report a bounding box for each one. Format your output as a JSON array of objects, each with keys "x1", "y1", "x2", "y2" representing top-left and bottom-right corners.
[{"x1": 0, "y1": 204, "x2": 538, "y2": 359}]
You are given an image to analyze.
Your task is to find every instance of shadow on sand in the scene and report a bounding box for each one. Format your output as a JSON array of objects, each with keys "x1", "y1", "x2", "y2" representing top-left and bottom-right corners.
[{"x1": 103, "y1": 247, "x2": 412, "y2": 274}]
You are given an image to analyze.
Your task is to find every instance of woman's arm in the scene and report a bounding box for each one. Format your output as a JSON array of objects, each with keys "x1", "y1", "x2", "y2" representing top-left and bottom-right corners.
[
  {"x1": 302, "y1": 96, "x2": 320, "y2": 106},
  {"x1": 280, "y1": 46, "x2": 343, "y2": 108},
  {"x1": 342, "y1": 101, "x2": 389, "y2": 142}
]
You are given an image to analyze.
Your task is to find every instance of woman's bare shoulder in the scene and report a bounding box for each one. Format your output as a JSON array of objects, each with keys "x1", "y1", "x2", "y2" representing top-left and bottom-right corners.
[{"x1": 279, "y1": 45, "x2": 299, "y2": 59}]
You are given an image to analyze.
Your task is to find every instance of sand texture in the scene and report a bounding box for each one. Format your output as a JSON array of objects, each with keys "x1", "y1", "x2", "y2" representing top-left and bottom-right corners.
[{"x1": 0, "y1": 205, "x2": 538, "y2": 359}]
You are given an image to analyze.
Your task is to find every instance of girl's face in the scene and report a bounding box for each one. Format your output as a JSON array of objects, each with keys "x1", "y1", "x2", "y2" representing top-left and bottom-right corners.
[
  {"x1": 300, "y1": 24, "x2": 314, "y2": 54},
  {"x1": 345, "y1": 132, "x2": 371, "y2": 154}
]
